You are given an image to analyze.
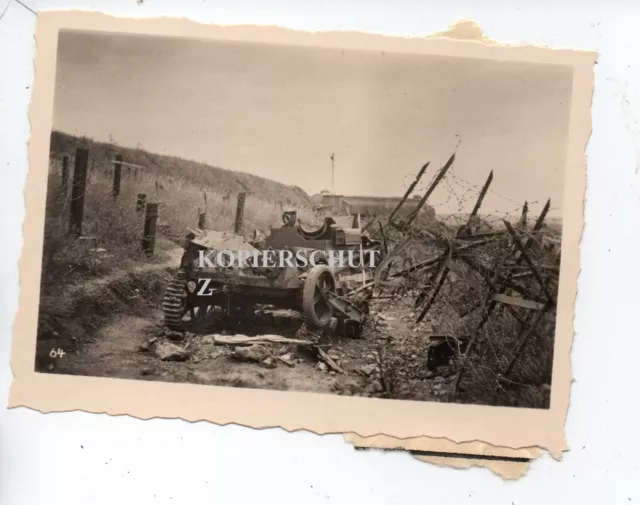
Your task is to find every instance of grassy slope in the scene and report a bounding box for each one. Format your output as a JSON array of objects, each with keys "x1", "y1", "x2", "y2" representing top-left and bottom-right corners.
[
  {"x1": 42, "y1": 132, "x2": 320, "y2": 291},
  {"x1": 50, "y1": 131, "x2": 313, "y2": 208}
]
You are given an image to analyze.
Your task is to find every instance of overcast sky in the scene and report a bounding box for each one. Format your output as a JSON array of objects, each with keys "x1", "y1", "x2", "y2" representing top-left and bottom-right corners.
[{"x1": 53, "y1": 30, "x2": 573, "y2": 217}]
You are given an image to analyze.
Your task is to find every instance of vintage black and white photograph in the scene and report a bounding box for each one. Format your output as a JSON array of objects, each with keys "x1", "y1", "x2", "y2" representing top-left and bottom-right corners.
[{"x1": 33, "y1": 26, "x2": 572, "y2": 411}]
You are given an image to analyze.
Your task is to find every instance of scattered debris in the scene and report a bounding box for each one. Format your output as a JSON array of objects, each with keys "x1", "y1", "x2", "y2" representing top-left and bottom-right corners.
[
  {"x1": 277, "y1": 354, "x2": 296, "y2": 368},
  {"x1": 164, "y1": 329, "x2": 185, "y2": 342},
  {"x1": 359, "y1": 364, "x2": 378, "y2": 377},
  {"x1": 315, "y1": 347, "x2": 346, "y2": 374},
  {"x1": 153, "y1": 341, "x2": 190, "y2": 362},
  {"x1": 260, "y1": 357, "x2": 277, "y2": 369},
  {"x1": 230, "y1": 344, "x2": 271, "y2": 363},
  {"x1": 201, "y1": 335, "x2": 215, "y2": 346},
  {"x1": 206, "y1": 334, "x2": 314, "y2": 347},
  {"x1": 370, "y1": 380, "x2": 384, "y2": 393},
  {"x1": 427, "y1": 336, "x2": 468, "y2": 371},
  {"x1": 139, "y1": 149, "x2": 560, "y2": 407}
]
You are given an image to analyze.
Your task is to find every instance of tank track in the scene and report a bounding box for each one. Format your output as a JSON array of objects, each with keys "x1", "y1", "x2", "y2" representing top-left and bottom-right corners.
[{"x1": 162, "y1": 270, "x2": 189, "y2": 331}]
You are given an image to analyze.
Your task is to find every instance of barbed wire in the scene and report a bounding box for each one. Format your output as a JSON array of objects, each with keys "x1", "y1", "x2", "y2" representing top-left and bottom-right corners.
[{"x1": 403, "y1": 160, "x2": 561, "y2": 223}]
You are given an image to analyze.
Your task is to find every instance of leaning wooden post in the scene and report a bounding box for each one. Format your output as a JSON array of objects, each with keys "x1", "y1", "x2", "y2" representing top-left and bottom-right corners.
[
  {"x1": 415, "y1": 169, "x2": 493, "y2": 322},
  {"x1": 68, "y1": 148, "x2": 89, "y2": 238},
  {"x1": 501, "y1": 306, "x2": 549, "y2": 379},
  {"x1": 142, "y1": 202, "x2": 159, "y2": 257},
  {"x1": 459, "y1": 170, "x2": 493, "y2": 237},
  {"x1": 400, "y1": 152, "x2": 455, "y2": 231},
  {"x1": 415, "y1": 250, "x2": 450, "y2": 322},
  {"x1": 61, "y1": 155, "x2": 69, "y2": 194},
  {"x1": 234, "y1": 192, "x2": 246, "y2": 234},
  {"x1": 387, "y1": 161, "x2": 430, "y2": 224},
  {"x1": 113, "y1": 155, "x2": 122, "y2": 199}
]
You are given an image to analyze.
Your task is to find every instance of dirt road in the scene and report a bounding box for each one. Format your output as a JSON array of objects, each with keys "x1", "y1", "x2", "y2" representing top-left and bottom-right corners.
[
  {"x1": 37, "y1": 240, "x2": 457, "y2": 402},
  {"x1": 47, "y1": 295, "x2": 452, "y2": 402}
]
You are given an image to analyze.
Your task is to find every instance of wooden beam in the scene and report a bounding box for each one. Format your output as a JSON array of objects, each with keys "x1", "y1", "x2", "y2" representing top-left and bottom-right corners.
[
  {"x1": 501, "y1": 306, "x2": 549, "y2": 378},
  {"x1": 491, "y1": 294, "x2": 545, "y2": 311},
  {"x1": 456, "y1": 254, "x2": 527, "y2": 326},
  {"x1": 208, "y1": 334, "x2": 314, "y2": 346},
  {"x1": 503, "y1": 220, "x2": 555, "y2": 305},
  {"x1": 390, "y1": 237, "x2": 497, "y2": 279},
  {"x1": 378, "y1": 221, "x2": 389, "y2": 256},
  {"x1": 416, "y1": 255, "x2": 449, "y2": 323}
]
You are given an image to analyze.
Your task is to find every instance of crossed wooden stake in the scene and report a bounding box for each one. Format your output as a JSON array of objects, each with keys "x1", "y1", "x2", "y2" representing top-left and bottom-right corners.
[{"x1": 373, "y1": 152, "x2": 557, "y2": 394}]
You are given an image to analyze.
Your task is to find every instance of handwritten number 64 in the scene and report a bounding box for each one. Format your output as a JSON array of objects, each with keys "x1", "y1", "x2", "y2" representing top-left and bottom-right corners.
[{"x1": 49, "y1": 348, "x2": 66, "y2": 358}]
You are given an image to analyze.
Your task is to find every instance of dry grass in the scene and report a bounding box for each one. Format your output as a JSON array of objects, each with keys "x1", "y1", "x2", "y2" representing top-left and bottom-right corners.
[
  {"x1": 451, "y1": 306, "x2": 555, "y2": 408},
  {"x1": 366, "y1": 211, "x2": 561, "y2": 408},
  {"x1": 42, "y1": 132, "x2": 318, "y2": 291},
  {"x1": 430, "y1": 233, "x2": 559, "y2": 408}
]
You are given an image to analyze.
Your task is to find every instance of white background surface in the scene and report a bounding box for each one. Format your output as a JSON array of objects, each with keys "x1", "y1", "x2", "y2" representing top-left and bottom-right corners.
[{"x1": 1, "y1": 1, "x2": 638, "y2": 503}]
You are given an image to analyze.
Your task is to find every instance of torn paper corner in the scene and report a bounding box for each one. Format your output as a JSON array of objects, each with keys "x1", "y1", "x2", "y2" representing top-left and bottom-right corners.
[
  {"x1": 427, "y1": 18, "x2": 495, "y2": 43},
  {"x1": 343, "y1": 433, "x2": 545, "y2": 479}
]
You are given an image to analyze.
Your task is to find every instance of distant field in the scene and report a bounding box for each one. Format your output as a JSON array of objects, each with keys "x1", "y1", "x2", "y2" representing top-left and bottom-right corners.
[
  {"x1": 440, "y1": 211, "x2": 563, "y2": 235},
  {"x1": 544, "y1": 217, "x2": 563, "y2": 234}
]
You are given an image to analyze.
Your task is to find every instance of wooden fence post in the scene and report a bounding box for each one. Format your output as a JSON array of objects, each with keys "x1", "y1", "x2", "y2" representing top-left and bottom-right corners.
[
  {"x1": 198, "y1": 192, "x2": 207, "y2": 230},
  {"x1": 68, "y1": 148, "x2": 89, "y2": 238},
  {"x1": 136, "y1": 193, "x2": 147, "y2": 213},
  {"x1": 61, "y1": 155, "x2": 69, "y2": 194},
  {"x1": 142, "y1": 202, "x2": 159, "y2": 257},
  {"x1": 234, "y1": 192, "x2": 246, "y2": 234},
  {"x1": 113, "y1": 155, "x2": 122, "y2": 199}
]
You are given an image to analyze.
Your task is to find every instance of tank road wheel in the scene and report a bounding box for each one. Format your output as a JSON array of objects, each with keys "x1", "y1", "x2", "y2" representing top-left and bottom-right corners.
[{"x1": 302, "y1": 265, "x2": 337, "y2": 329}]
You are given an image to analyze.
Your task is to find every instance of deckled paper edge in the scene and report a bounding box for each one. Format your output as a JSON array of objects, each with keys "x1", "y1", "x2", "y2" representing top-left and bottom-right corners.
[
  {"x1": 9, "y1": 11, "x2": 595, "y2": 460},
  {"x1": 342, "y1": 17, "x2": 592, "y2": 478}
]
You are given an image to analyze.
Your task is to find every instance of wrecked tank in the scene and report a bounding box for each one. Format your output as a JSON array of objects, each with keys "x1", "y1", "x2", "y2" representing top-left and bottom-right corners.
[{"x1": 162, "y1": 211, "x2": 382, "y2": 337}]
